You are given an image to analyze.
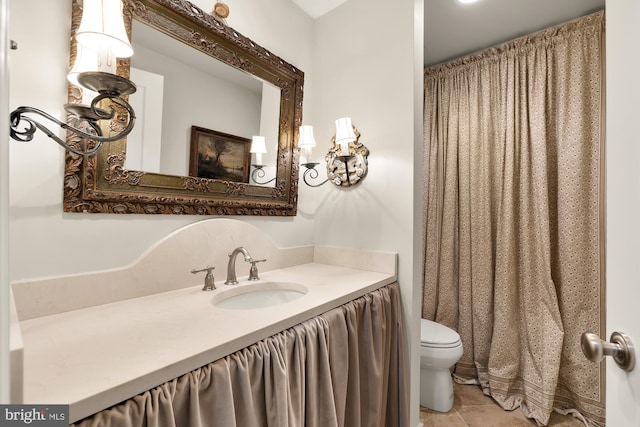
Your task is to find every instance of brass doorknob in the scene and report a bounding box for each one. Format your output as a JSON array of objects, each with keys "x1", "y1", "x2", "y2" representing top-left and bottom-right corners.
[{"x1": 581, "y1": 331, "x2": 635, "y2": 372}]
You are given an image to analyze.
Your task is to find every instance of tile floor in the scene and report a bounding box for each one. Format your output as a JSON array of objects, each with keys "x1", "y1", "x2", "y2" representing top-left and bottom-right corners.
[{"x1": 419, "y1": 382, "x2": 586, "y2": 427}]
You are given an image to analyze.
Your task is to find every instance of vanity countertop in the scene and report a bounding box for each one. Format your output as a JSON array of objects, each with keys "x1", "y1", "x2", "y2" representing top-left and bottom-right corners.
[{"x1": 18, "y1": 262, "x2": 396, "y2": 423}]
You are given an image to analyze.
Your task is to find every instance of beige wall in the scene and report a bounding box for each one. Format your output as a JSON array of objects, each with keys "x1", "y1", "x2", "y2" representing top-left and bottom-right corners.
[{"x1": 309, "y1": 0, "x2": 422, "y2": 424}]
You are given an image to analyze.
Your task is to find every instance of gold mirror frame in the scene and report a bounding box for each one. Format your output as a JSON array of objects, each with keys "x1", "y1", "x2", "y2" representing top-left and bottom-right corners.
[{"x1": 63, "y1": 0, "x2": 303, "y2": 216}]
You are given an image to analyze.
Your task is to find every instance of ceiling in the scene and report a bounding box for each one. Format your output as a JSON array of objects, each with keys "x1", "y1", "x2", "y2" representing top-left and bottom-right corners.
[
  {"x1": 290, "y1": 0, "x2": 605, "y2": 67},
  {"x1": 291, "y1": 0, "x2": 347, "y2": 19},
  {"x1": 425, "y1": 0, "x2": 605, "y2": 67}
]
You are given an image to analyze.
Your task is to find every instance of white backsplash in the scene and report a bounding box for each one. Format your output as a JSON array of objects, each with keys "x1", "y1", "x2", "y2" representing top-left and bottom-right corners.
[
  {"x1": 11, "y1": 219, "x2": 397, "y2": 321},
  {"x1": 11, "y1": 219, "x2": 313, "y2": 320}
]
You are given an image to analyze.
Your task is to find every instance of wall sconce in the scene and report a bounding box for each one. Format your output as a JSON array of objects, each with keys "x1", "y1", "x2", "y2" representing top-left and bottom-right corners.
[
  {"x1": 250, "y1": 136, "x2": 276, "y2": 185},
  {"x1": 9, "y1": 0, "x2": 136, "y2": 156},
  {"x1": 301, "y1": 118, "x2": 369, "y2": 188},
  {"x1": 299, "y1": 125, "x2": 326, "y2": 187}
]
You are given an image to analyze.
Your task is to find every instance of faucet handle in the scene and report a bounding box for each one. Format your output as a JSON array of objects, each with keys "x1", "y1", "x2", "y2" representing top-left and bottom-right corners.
[
  {"x1": 191, "y1": 266, "x2": 216, "y2": 291},
  {"x1": 248, "y1": 259, "x2": 266, "y2": 281}
]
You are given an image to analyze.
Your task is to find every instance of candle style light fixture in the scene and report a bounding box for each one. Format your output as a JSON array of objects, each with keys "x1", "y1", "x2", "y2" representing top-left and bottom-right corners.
[
  {"x1": 249, "y1": 135, "x2": 277, "y2": 185},
  {"x1": 301, "y1": 118, "x2": 369, "y2": 188},
  {"x1": 9, "y1": 0, "x2": 137, "y2": 156}
]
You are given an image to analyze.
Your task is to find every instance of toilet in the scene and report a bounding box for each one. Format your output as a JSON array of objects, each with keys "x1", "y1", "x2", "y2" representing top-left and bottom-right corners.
[{"x1": 420, "y1": 319, "x2": 463, "y2": 412}]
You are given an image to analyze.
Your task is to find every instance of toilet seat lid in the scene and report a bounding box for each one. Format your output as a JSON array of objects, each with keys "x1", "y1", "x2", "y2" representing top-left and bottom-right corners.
[{"x1": 420, "y1": 319, "x2": 461, "y2": 347}]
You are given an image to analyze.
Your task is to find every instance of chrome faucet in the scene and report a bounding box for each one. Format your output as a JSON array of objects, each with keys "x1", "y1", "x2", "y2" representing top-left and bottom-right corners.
[{"x1": 225, "y1": 247, "x2": 253, "y2": 285}]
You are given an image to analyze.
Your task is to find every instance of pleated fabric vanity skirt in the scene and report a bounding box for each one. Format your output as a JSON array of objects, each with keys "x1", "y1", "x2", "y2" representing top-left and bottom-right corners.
[{"x1": 72, "y1": 283, "x2": 408, "y2": 427}]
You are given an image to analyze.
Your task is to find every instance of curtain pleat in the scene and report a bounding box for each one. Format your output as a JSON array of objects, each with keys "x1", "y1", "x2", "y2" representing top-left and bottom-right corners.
[
  {"x1": 423, "y1": 11, "x2": 605, "y2": 427},
  {"x1": 73, "y1": 283, "x2": 407, "y2": 427}
]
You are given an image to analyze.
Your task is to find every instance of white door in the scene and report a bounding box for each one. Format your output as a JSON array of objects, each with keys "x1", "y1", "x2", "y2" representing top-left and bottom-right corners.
[
  {"x1": 0, "y1": 0, "x2": 11, "y2": 404},
  {"x1": 125, "y1": 67, "x2": 164, "y2": 173},
  {"x1": 605, "y1": 1, "x2": 640, "y2": 425}
]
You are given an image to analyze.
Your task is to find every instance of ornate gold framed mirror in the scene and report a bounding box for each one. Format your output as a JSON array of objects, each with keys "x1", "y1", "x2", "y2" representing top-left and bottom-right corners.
[{"x1": 64, "y1": 0, "x2": 304, "y2": 215}]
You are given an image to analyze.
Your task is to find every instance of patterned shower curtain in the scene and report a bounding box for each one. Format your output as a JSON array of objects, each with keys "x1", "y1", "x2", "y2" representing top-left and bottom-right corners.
[{"x1": 422, "y1": 11, "x2": 605, "y2": 427}]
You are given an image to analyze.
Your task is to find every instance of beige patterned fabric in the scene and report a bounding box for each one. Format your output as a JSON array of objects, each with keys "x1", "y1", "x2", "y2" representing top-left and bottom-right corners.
[
  {"x1": 422, "y1": 12, "x2": 605, "y2": 427},
  {"x1": 72, "y1": 283, "x2": 408, "y2": 427}
]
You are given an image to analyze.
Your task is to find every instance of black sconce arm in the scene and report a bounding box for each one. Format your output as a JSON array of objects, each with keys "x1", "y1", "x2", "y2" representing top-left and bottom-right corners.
[
  {"x1": 301, "y1": 163, "x2": 329, "y2": 187},
  {"x1": 251, "y1": 165, "x2": 277, "y2": 185},
  {"x1": 10, "y1": 90, "x2": 136, "y2": 156}
]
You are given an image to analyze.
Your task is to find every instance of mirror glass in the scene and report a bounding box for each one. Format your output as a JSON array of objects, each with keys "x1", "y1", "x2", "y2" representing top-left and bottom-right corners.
[
  {"x1": 126, "y1": 19, "x2": 280, "y2": 187},
  {"x1": 64, "y1": 0, "x2": 303, "y2": 215}
]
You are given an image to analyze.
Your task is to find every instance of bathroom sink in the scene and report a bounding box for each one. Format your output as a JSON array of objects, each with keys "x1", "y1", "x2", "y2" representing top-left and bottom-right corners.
[{"x1": 211, "y1": 282, "x2": 307, "y2": 310}]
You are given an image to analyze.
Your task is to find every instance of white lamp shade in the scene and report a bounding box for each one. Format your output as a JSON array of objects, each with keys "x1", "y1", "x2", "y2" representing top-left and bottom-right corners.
[
  {"x1": 67, "y1": 44, "x2": 99, "y2": 86},
  {"x1": 76, "y1": 0, "x2": 133, "y2": 58},
  {"x1": 335, "y1": 117, "x2": 356, "y2": 144},
  {"x1": 250, "y1": 136, "x2": 267, "y2": 165},
  {"x1": 250, "y1": 136, "x2": 267, "y2": 154},
  {"x1": 335, "y1": 117, "x2": 356, "y2": 156},
  {"x1": 298, "y1": 125, "x2": 316, "y2": 148}
]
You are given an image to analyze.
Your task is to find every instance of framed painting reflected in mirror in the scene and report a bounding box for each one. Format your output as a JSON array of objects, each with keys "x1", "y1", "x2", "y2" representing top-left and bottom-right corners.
[{"x1": 189, "y1": 126, "x2": 250, "y2": 183}]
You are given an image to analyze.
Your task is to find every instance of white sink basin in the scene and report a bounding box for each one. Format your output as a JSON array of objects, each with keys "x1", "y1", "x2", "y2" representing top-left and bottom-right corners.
[{"x1": 211, "y1": 282, "x2": 307, "y2": 310}]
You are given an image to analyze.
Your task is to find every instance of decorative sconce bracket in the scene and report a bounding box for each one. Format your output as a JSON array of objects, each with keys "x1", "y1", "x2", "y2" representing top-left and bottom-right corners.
[
  {"x1": 299, "y1": 120, "x2": 369, "y2": 188},
  {"x1": 325, "y1": 128, "x2": 369, "y2": 187}
]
